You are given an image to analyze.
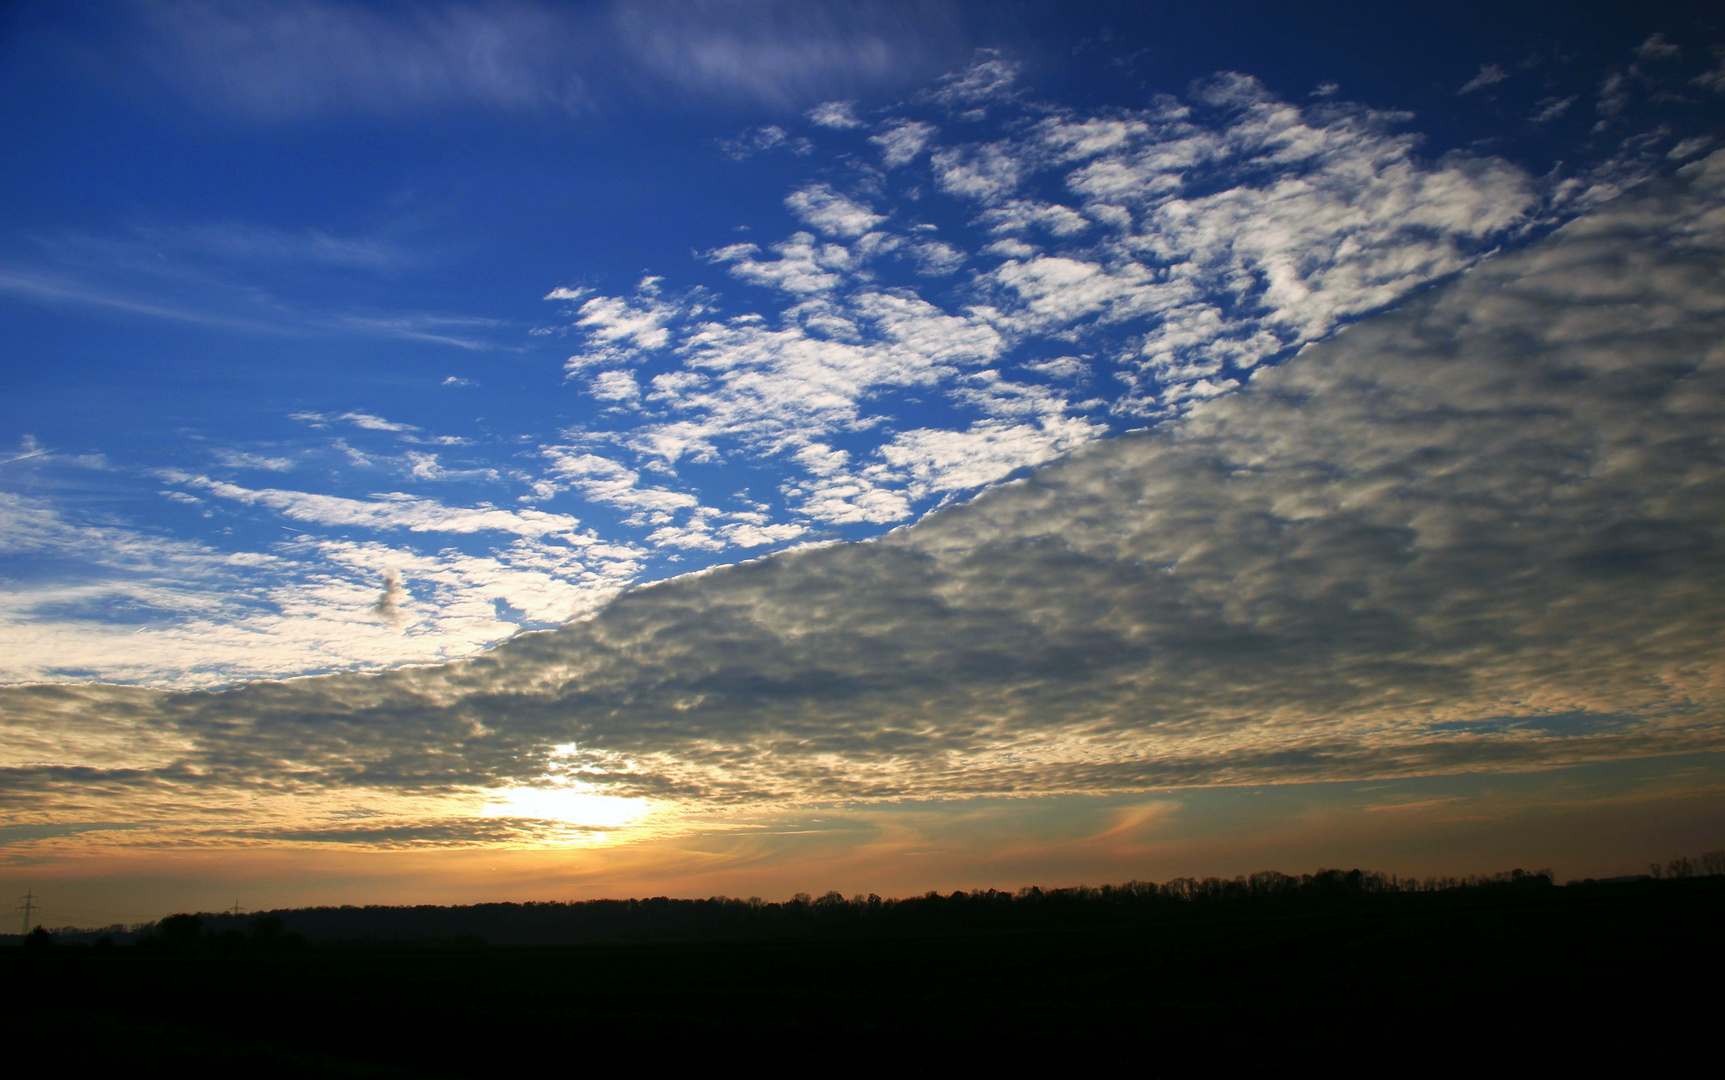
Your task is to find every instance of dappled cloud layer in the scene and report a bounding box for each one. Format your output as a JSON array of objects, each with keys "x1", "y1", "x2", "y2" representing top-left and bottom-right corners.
[{"x1": 5, "y1": 155, "x2": 1725, "y2": 846}]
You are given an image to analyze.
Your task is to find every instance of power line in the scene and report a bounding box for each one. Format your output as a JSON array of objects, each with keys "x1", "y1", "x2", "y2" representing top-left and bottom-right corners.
[{"x1": 17, "y1": 888, "x2": 37, "y2": 935}]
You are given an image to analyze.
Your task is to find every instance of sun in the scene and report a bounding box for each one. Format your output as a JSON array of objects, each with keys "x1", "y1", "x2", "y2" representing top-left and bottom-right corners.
[{"x1": 484, "y1": 784, "x2": 650, "y2": 829}]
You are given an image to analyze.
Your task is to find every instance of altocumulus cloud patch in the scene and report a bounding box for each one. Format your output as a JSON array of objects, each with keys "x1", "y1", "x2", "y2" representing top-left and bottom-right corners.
[{"x1": 3, "y1": 153, "x2": 1723, "y2": 845}]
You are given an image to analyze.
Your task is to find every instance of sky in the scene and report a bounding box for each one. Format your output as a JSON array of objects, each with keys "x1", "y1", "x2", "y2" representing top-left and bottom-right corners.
[{"x1": 3, "y1": 1, "x2": 1725, "y2": 927}]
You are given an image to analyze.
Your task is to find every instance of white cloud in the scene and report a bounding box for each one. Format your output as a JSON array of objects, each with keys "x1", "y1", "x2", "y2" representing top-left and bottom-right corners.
[
  {"x1": 407, "y1": 453, "x2": 444, "y2": 481},
  {"x1": 1596, "y1": 70, "x2": 1631, "y2": 121},
  {"x1": 977, "y1": 199, "x2": 1091, "y2": 237},
  {"x1": 909, "y1": 240, "x2": 965, "y2": 275},
  {"x1": 541, "y1": 450, "x2": 699, "y2": 514},
  {"x1": 1695, "y1": 53, "x2": 1725, "y2": 94},
  {"x1": 332, "y1": 439, "x2": 372, "y2": 467},
  {"x1": 641, "y1": 304, "x2": 984, "y2": 453},
  {"x1": 399, "y1": 452, "x2": 497, "y2": 483},
  {"x1": 1458, "y1": 63, "x2": 1509, "y2": 95},
  {"x1": 1633, "y1": 33, "x2": 1681, "y2": 62},
  {"x1": 213, "y1": 450, "x2": 295, "y2": 472},
  {"x1": 948, "y1": 370, "x2": 1080, "y2": 419},
  {"x1": 785, "y1": 469, "x2": 912, "y2": 525},
  {"x1": 871, "y1": 120, "x2": 937, "y2": 167},
  {"x1": 627, "y1": 505, "x2": 808, "y2": 552},
  {"x1": 717, "y1": 232, "x2": 850, "y2": 295},
  {"x1": 558, "y1": 278, "x2": 692, "y2": 371},
  {"x1": 343, "y1": 411, "x2": 416, "y2": 432},
  {"x1": 1035, "y1": 116, "x2": 1150, "y2": 160},
  {"x1": 982, "y1": 237, "x2": 1037, "y2": 259},
  {"x1": 644, "y1": 518, "x2": 726, "y2": 551},
  {"x1": 1021, "y1": 356, "x2": 1089, "y2": 381},
  {"x1": 1670, "y1": 136, "x2": 1716, "y2": 161},
  {"x1": 807, "y1": 100, "x2": 864, "y2": 129},
  {"x1": 793, "y1": 443, "x2": 850, "y2": 476},
  {"x1": 784, "y1": 184, "x2": 887, "y2": 238},
  {"x1": 921, "y1": 55, "x2": 1020, "y2": 108},
  {"x1": 719, "y1": 520, "x2": 808, "y2": 547},
  {"x1": 181, "y1": 476, "x2": 588, "y2": 540},
  {"x1": 590, "y1": 370, "x2": 642, "y2": 404},
  {"x1": 291, "y1": 410, "x2": 420, "y2": 433},
  {"x1": 719, "y1": 124, "x2": 811, "y2": 159},
  {"x1": 931, "y1": 142, "x2": 1022, "y2": 202},
  {"x1": 992, "y1": 256, "x2": 1164, "y2": 326},
  {"x1": 0, "y1": 491, "x2": 642, "y2": 687},
  {"x1": 879, "y1": 413, "x2": 1101, "y2": 500},
  {"x1": 1011, "y1": 78, "x2": 1543, "y2": 407},
  {"x1": 1529, "y1": 95, "x2": 1577, "y2": 124}
]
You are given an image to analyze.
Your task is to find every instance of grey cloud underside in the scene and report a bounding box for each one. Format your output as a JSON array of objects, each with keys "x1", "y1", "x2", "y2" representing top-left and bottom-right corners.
[{"x1": 6, "y1": 159, "x2": 1725, "y2": 817}]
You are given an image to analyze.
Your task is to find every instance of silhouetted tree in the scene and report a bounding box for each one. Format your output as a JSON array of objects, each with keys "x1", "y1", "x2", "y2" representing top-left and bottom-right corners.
[
  {"x1": 102, "y1": 862, "x2": 1686, "y2": 948},
  {"x1": 158, "y1": 913, "x2": 204, "y2": 951}
]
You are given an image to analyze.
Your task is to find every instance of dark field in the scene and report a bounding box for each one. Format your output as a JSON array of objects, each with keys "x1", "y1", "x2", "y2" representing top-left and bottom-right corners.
[{"x1": 9, "y1": 876, "x2": 1721, "y2": 1075}]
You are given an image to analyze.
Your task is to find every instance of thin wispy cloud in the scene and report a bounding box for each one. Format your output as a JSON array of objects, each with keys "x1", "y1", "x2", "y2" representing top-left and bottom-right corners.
[
  {"x1": 86, "y1": 0, "x2": 976, "y2": 121},
  {"x1": 290, "y1": 411, "x2": 421, "y2": 433},
  {"x1": 0, "y1": 488, "x2": 643, "y2": 687},
  {"x1": 0, "y1": 264, "x2": 313, "y2": 336},
  {"x1": 608, "y1": 0, "x2": 973, "y2": 109},
  {"x1": 0, "y1": 253, "x2": 507, "y2": 349},
  {"x1": 175, "y1": 476, "x2": 588, "y2": 540},
  {"x1": 118, "y1": 0, "x2": 597, "y2": 120},
  {"x1": 212, "y1": 449, "x2": 296, "y2": 472},
  {"x1": 130, "y1": 221, "x2": 410, "y2": 270},
  {"x1": 1458, "y1": 63, "x2": 1509, "y2": 95}
]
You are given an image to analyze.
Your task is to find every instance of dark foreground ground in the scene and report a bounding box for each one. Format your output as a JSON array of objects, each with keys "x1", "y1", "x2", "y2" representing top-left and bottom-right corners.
[{"x1": 9, "y1": 877, "x2": 1721, "y2": 1075}]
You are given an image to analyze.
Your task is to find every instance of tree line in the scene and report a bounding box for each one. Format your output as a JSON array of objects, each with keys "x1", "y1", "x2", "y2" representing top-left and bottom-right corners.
[{"x1": 10, "y1": 854, "x2": 1723, "y2": 950}]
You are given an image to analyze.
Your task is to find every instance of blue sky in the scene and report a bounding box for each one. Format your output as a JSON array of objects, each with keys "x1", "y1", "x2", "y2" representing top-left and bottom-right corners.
[{"x1": 4, "y1": 2, "x2": 1725, "y2": 922}]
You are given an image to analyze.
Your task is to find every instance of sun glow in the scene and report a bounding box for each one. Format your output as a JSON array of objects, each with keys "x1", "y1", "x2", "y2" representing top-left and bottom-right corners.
[{"x1": 483, "y1": 783, "x2": 651, "y2": 829}]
